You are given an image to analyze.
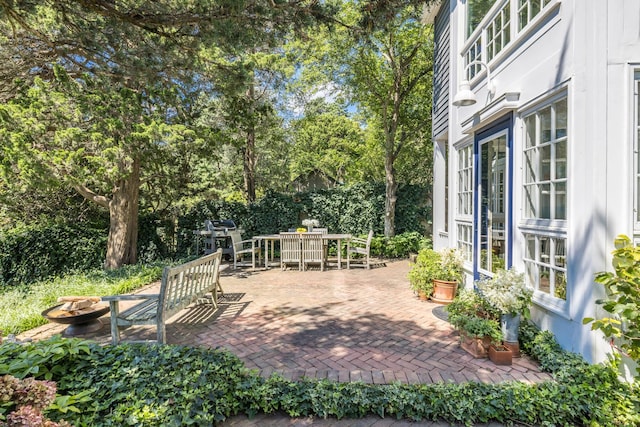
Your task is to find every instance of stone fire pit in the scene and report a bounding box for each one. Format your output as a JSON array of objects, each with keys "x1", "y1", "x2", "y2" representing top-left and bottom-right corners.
[{"x1": 41, "y1": 296, "x2": 109, "y2": 337}]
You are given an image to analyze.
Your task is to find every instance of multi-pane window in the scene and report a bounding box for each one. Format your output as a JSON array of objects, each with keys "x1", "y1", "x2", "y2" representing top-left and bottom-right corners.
[
  {"x1": 518, "y1": 0, "x2": 551, "y2": 31},
  {"x1": 463, "y1": 0, "x2": 555, "y2": 80},
  {"x1": 522, "y1": 95, "x2": 568, "y2": 301},
  {"x1": 465, "y1": 38, "x2": 483, "y2": 80},
  {"x1": 457, "y1": 224, "x2": 474, "y2": 262},
  {"x1": 486, "y1": 2, "x2": 510, "y2": 61},
  {"x1": 523, "y1": 97, "x2": 567, "y2": 220},
  {"x1": 457, "y1": 145, "x2": 474, "y2": 216},
  {"x1": 456, "y1": 145, "x2": 474, "y2": 262},
  {"x1": 523, "y1": 234, "x2": 566, "y2": 299},
  {"x1": 467, "y1": 0, "x2": 499, "y2": 38}
]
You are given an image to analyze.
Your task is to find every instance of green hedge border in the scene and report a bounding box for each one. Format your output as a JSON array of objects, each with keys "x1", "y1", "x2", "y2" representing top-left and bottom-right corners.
[{"x1": 0, "y1": 322, "x2": 638, "y2": 426}]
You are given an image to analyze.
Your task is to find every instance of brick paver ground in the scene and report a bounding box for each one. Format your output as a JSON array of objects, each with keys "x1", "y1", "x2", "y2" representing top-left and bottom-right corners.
[{"x1": 20, "y1": 259, "x2": 552, "y2": 426}]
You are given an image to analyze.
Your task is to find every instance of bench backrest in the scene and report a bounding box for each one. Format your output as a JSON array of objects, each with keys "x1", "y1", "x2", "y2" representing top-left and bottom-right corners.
[{"x1": 157, "y1": 249, "x2": 222, "y2": 320}]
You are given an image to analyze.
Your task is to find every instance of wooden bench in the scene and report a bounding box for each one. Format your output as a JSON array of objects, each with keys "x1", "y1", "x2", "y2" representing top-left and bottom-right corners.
[{"x1": 102, "y1": 249, "x2": 224, "y2": 345}]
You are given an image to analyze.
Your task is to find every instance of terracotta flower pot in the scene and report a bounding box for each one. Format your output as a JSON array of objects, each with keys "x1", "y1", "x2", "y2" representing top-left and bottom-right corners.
[
  {"x1": 418, "y1": 290, "x2": 429, "y2": 301},
  {"x1": 460, "y1": 331, "x2": 491, "y2": 358},
  {"x1": 431, "y1": 279, "x2": 458, "y2": 304},
  {"x1": 488, "y1": 344, "x2": 513, "y2": 365}
]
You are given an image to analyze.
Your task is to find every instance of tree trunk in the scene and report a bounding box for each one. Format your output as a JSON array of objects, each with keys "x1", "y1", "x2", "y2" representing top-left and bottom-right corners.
[
  {"x1": 244, "y1": 126, "x2": 256, "y2": 203},
  {"x1": 244, "y1": 84, "x2": 256, "y2": 203},
  {"x1": 104, "y1": 158, "x2": 140, "y2": 269},
  {"x1": 384, "y1": 155, "x2": 398, "y2": 238}
]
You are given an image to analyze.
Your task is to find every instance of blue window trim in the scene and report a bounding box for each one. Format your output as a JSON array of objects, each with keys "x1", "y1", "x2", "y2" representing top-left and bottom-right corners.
[{"x1": 473, "y1": 114, "x2": 513, "y2": 280}]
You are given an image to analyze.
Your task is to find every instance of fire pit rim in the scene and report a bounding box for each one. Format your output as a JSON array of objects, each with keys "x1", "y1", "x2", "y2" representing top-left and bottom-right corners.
[{"x1": 41, "y1": 303, "x2": 110, "y2": 325}]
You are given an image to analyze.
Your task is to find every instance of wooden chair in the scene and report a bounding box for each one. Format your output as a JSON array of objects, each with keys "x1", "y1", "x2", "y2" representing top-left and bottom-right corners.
[
  {"x1": 301, "y1": 233, "x2": 325, "y2": 271},
  {"x1": 280, "y1": 232, "x2": 302, "y2": 270},
  {"x1": 347, "y1": 230, "x2": 374, "y2": 269},
  {"x1": 229, "y1": 230, "x2": 260, "y2": 269}
]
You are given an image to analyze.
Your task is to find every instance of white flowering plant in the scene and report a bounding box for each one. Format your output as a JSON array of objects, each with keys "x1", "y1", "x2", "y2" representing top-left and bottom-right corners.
[
  {"x1": 302, "y1": 219, "x2": 320, "y2": 228},
  {"x1": 476, "y1": 268, "x2": 533, "y2": 317}
]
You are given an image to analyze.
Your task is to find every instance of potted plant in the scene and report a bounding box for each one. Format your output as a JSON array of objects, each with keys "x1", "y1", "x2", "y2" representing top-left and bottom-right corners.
[
  {"x1": 408, "y1": 248, "x2": 440, "y2": 300},
  {"x1": 476, "y1": 268, "x2": 533, "y2": 357},
  {"x1": 451, "y1": 314, "x2": 502, "y2": 358},
  {"x1": 431, "y1": 248, "x2": 464, "y2": 304}
]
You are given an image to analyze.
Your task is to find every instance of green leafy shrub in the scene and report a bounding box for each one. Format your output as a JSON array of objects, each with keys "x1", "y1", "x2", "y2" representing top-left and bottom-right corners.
[{"x1": 584, "y1": 235, "x2": 640, "y2": 379}]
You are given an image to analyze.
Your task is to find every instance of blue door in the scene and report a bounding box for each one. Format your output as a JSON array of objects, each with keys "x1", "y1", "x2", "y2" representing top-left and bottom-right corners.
[{"x1": 474, "y1": 116, "x2": 513, "y2": 279}]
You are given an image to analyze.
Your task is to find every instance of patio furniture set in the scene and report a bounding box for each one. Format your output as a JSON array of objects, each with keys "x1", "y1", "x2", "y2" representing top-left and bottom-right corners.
[
  {"x1": 242, "y1": 229, "x2": 373, "y2": 271},
  {"x1": 193, "y1": 221, "x2": 374, "y2": 271}
]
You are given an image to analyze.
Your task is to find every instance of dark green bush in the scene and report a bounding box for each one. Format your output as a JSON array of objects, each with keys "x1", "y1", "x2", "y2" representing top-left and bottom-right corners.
[
  {"x1": 0, "y1": 222, "x2": 107, "y2": 288},
  {"x1": 176, "y1": 183, "x2": 431, "y2": 258}
]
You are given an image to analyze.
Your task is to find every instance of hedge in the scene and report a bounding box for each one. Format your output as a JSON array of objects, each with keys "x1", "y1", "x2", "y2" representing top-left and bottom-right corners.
[{"x1": 0, "y1": 183, "x2": 430, "y2": 287}]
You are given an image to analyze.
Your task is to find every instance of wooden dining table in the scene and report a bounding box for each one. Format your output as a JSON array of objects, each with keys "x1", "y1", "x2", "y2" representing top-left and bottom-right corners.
[{"x1": 252, "y1": 233, "x2": 352, "y2": 270}]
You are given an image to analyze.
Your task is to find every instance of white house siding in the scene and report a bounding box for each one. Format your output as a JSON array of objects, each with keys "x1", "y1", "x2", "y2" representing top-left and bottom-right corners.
[{"x1": 432, "y1": 0, "x2": 640, "y2": 365}]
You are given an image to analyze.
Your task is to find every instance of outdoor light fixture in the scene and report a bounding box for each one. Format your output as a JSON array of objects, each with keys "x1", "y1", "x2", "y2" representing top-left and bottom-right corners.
[{"x1": 452, "y1": 60, "x2": 496, "y2": 107}]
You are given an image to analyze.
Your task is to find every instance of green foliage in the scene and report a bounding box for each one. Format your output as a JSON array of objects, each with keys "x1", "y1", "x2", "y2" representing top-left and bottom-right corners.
[
  {"x1": 0, "y1": 329, "x2": 639, "y2": 426},
  {"x1": 0, "y1": 222, "x2": 107, "y2": 288},
  {"x1": 445, "y1": 289, "x2": 501, "y2": 323},
  {"x1": 177, "y1": 183, "x2": 430, "y2": 258},
  {"x1": 381, "y1": 231, "x2": 429, "y2": 258},
  {"x1": 408, "y1": 248, "x2": 441, "y2": 295},
  {"x1": 289, "y1": 110, "x2": 366, "y2": 186},
  {"x1": 454, "y1": 315, "x2": 503, "y2": 343},
  {"x1": 584, "y1": 234, "x2": 640, "y2": 378}
]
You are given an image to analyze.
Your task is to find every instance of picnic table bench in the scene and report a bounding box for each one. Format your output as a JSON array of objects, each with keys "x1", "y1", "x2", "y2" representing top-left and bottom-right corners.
[{"x1": 102, "y1": 249, "x2": 224, "y2": 345}]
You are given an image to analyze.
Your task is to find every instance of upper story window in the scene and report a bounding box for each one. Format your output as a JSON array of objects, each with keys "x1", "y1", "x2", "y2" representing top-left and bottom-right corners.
[
  {"x1": 467, "y1": 0, "x2": 499, "y2": 38},
  {"x1": 518, "y1": 0, "x2": 552, "y2": 31},
  {"x1": 463, "y1": 0, "x2": 557, "y2": 80}
]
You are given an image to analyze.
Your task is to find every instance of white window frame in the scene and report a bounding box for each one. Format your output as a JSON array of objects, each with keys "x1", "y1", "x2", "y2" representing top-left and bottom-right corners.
[
  {"x1": 517, "y1": 0, "x2": 552, "y2": 31},
  {"x1": 522, "y1": 97, "x2": 567, "y2": 221},
  {"x1": 455, "y1": 142, "x2": 474, "y2": 263},
  {"x1": 519, "y1": 91, "x2": 569, "y2": 309},
  {"x1": 634, "y1": 70, "x2": 640, "y2": 234},
  {"x1": 461, "y1": 0, "x2": 560, "y2": 84}
]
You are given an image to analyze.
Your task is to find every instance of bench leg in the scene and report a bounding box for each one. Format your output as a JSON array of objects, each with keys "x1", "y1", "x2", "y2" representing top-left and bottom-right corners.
[
  {"x1": 109, "y1": 301, "x2": 121, "y2": 345},
  {"x1": 157, "y1": 319, "x2": 166, "y2": 344}
]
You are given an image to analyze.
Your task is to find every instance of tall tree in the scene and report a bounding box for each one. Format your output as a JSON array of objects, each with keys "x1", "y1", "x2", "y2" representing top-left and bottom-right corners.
[
  {"x1": 289, "y1": 104, "x2": 365, "y2": 185},
  {"x1": 0, "y1": 1, "x2": 336, "y2": 267},
  {"x1": 296, "y1": 1, "x2": 434, "y2": 236}
]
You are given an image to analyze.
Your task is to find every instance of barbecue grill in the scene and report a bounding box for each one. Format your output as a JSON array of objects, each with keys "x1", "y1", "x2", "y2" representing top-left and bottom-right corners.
[{"x1": 194, "y1": 219, "x2": 237, "y2": 258}]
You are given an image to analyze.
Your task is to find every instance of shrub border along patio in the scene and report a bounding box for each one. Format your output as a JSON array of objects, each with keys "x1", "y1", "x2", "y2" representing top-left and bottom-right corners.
[{"x1": 1, "y1": 323, "x2": 639, "y2": 427}]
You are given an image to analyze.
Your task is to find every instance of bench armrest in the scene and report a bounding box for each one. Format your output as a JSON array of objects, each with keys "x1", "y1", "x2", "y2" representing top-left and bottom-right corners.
[
  {"x1": 102, "y1": 294, "x2": 159, "y2": 302},
  {"x1": 349, "y1": 237, "x2": 367, "y2": 246}
]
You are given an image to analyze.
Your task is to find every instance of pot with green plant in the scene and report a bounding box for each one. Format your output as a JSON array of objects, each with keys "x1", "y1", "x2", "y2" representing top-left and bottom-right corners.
[
  {"x1": 451, "y1": 314, "x2": 502, "y2": 358},
  {"x1": 408, "y1": 248, "x2": 440, "y2": 300},
  {"x1": 476, "y1": 268, "x2": 533, "y2": 357},
  {"x1": 431, "y1": 248, "x2": 464, "y2": 304}
]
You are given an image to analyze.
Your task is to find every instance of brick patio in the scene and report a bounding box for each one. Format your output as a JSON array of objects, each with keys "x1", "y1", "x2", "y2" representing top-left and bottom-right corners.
[{"x1": 20, "y1": 259, "x2": 551, "y2": 385}]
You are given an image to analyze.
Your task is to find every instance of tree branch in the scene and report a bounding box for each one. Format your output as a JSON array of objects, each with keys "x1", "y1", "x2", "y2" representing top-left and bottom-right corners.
[{"x1": 73, "y1": 183, "x2": 110, "y2": 209}]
